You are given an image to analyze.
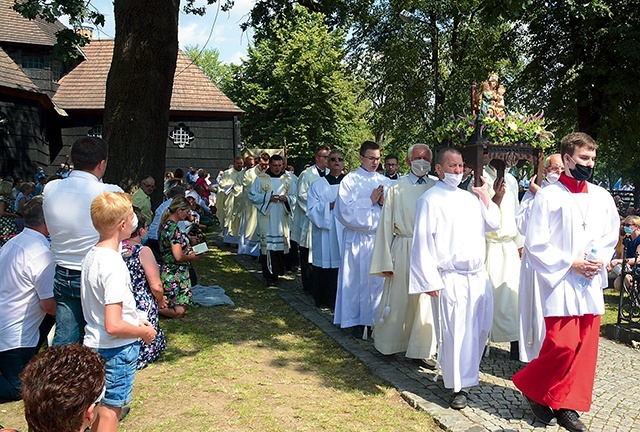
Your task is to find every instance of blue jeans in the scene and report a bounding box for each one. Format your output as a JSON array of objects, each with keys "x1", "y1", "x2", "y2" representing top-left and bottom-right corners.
[
  {"x1": 0, "y1": 346, "x2": 38, "y2": 400},
  {"x1": 95, "y1": 342, "x2": 140, "y2": 407},
  {"x1": 52, "y1": 266, "x2": 85, "y2": 346}
]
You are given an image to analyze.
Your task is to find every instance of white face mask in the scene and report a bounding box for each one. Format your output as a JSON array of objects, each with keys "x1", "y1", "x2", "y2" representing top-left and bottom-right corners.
[
  {"x1": 410, "y1": 159, "x2": 431, "y2": 178},
  {"x1": 442, "y1": 172, "x2": 463, "y2": 188},
  {"x1": 131, "y1": 213, "x2": 138, "y2": 232},
  {"x1": 546, "y1": 172, "x2": 560, "y2": 184}
]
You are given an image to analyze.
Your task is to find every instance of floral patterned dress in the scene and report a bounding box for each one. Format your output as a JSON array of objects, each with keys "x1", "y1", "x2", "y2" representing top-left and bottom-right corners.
[
  {"x1": 124, "y1": 244, "x2": 167, "y2": 369},
  {"x1": 160, "y1": 220, "x2": 193, "y2": 307},
  {"x1": 0, "y1": 195, "x2": 17, "y2": 247}
]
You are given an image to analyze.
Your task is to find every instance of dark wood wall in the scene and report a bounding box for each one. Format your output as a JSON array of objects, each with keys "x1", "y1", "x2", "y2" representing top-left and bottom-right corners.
[
  {"x1": 165, "y1": 116, "x2": 239, "y2": 180},
  {"x1": 0, "y1": 96, "x2": 57, "y2": 180},
  {"x1": 56, "y1": 114, "x2": 240, "y2": 185}
]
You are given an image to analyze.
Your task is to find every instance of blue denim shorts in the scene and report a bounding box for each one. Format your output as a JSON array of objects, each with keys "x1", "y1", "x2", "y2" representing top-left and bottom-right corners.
[{"x1": 95, "y1": 342, "x2": 140, "y2": 407}]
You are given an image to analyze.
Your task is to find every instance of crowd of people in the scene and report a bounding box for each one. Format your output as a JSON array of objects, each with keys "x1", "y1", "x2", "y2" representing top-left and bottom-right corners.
[
  {"x1": 211, "y1": 134, "x2": 622, "y2": 432},
  {"x1": 0, "y1": 131, "x2": 633, "y2": 432}
]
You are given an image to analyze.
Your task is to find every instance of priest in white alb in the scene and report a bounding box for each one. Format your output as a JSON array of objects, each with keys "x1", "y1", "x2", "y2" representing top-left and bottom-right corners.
[
  {"x1": 291, "y1": 145, "x2": 330, "y2": 292},
  {"x1": 516, "y1": 153, "x2": 563, "y2": 363},
  {"x1": 513, "y1": 133, "x2": 619, "y2": 431},
  {"x1": 218, "y1": 156, "x2": 246, "y2": 245},
  {"x1": 334, "y1": 141, "x2": 392, "y2": 339},
  {"x1": 409, "y1": 147, "x2": 500, "y2": 410},
  {"x1": 370, "y1": 144, "x2": 437, "y2": 362},
  {"x1": 482, "y1": 158, "x2": 523, "y2": 359},
  {"x1": 238, "y1": 153, "x2": 269, "y2": 257},
  {"x1": 249, "y1": 154, "x2": 297, "y2": 285},
  {"x1": 306, "y1": 149, "x2": 345, "y2": 309}
]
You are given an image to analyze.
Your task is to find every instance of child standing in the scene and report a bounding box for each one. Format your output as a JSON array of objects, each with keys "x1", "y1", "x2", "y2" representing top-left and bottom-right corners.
[{"x1": 81, "y1": 192, "x2": 156, "y2": 432}]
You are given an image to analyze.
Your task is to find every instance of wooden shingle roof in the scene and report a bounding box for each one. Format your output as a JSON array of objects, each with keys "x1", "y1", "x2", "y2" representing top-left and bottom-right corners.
[
  {"x1": 53, "y1": 39, "x2": 244, "y2": 114},
  {"x1": 0, "y1": 46, "x2": 39, "y2": 92},
  {"x1": 0, "y1": 0, "x2": 67, "y2": 47}
]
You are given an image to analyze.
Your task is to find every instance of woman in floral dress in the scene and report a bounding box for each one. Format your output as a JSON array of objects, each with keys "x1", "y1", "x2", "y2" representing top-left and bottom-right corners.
[
  {"x1": 123, "y1": 210, "x2": 167, "y2": 369},
  {"x1": 0, "y1": 181, "x2": 19, "y2": 247},
  {"x1": 159, "y1": 196, "x2": 199, "y2": 319}
]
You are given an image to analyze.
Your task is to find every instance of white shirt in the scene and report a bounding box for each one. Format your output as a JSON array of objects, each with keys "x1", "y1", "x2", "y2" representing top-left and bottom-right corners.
[
  {"x1": 0, "y1": 228, "x2": 55, "y2": 351},
  {"x1": 148, "y1": 198, "x2": 186, "y2": 240},
  {"x1": 43, "y1": 170, "x2": 123, "y2": 270},
  {"x1": 81, "y1": 246, "x2": 139, "y2": 349}
]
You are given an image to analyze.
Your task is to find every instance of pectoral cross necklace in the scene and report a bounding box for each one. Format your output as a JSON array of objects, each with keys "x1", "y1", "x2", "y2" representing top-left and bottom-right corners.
[{"x1": 563, "y1": 186, "x2": 589, "y2": 230}]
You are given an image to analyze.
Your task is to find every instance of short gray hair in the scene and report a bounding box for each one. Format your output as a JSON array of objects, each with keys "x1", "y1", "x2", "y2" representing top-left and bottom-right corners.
[
  {"x1": 23, "y1": 196, "x2": 45, "y2": 228},
  {"x1": 407, "y1": 143, "x2": 433, "y2": 160}
]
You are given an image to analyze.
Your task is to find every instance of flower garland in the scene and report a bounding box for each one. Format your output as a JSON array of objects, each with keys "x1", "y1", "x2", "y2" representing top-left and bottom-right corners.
[{"x1": 434, "y1": 111, "x2": 555, "y2": 150}]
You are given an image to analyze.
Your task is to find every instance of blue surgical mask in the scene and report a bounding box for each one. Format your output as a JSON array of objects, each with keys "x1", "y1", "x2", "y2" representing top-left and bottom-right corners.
[{"x1": 624, "y1": 226, "x2": 633, "y2": 235}]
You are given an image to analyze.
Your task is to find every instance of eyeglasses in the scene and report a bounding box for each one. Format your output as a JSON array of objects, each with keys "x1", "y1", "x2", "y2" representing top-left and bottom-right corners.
[
  {"x1": 317, "y1": 155, "x2": 329, "y2": 159},
  {"x1": 385, "y1": 163, "x2": 398, "y2": 167},
  {"x1": 330, "y1": 157, "x2": 344, "y2": 162},
  {"x1": 362, "y1": 156, "x2": 381, "y2": 162},
  {"x1": 141, "y1": 183, "x2": 155, "y2": 189}
]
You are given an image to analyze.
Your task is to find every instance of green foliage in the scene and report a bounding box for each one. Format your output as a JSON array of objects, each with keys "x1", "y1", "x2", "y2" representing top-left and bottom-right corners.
[
  {"x1": 183, "y1": 45, "x2": 233, "y2": 91},
  {"x1": 227, "y1": 7, "x2": 371, "y2": 169},
  {"x1": 435, "y1": 111, "x2": 554, "y2": 149},
  {"x1": 510, "y1": 0, "x2": 640, "y2": 186}
]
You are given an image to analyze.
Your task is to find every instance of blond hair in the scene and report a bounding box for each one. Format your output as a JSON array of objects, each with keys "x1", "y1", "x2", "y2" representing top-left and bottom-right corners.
[
  {"x1": 0, "y1": 180, "x2": 12, "y2": 196},
  {"x1": 90, "y1": 192, "x2": 133, "y2": 234}
]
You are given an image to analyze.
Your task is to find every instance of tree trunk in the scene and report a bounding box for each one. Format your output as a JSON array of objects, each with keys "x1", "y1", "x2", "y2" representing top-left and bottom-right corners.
[{"x1": 102, "y1": 0, "x2": 180, "y2": 208}]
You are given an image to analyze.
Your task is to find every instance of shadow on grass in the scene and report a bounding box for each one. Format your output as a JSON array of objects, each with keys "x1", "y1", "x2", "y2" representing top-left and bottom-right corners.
[{"x1": 154, "y1": 243, "x2": 386, "y2": 397}]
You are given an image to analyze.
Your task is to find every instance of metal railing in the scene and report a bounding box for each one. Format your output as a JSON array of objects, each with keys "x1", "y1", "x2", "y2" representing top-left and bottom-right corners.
[{"x1": 617, "y1": 244, "x2": 640, "y2": 326}]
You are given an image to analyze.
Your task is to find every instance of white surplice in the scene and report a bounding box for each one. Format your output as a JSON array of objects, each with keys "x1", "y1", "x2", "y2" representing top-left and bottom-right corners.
[
  {"x1": 370, "y1": 175, "x2": 437, "y2": 359},
  {"x1": 516, "y1": 180, "x2": 549, "y2": 362},
  {"x1": 525, "y1": 182, "x2": 619, "y2": 318},
  {"x1": 334, "y1": 167, "x2": 392, "y2": 329},
  {"x1": 409, "y1": 181, "x2": 501, "y2": 392},
  {"x1": 249, "y1": 173, "x2": 297, "y2": 254},
  {"x1": 291, "y1": 166, "x2": 326, "y2": 252},
  {"x1": 483, "y1": 166, "x2": 523, "y2": 343},
  {"x1": 306, "y1": 176, "x2": 343, "y2": 268},
  {"x1": 238, "y1": 166, "x2": 261, "y2": 256}
]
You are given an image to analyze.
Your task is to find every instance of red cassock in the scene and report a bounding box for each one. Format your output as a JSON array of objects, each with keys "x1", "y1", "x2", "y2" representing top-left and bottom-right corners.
[{"x1": 512, "y1": 314, "x2": 600, "y2": 411}]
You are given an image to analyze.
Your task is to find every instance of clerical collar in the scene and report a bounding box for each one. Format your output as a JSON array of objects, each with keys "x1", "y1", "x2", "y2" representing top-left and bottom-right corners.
[
  {"x1": 558, "y1": 172, "x2": 587, "y2": 193},
  {"x1": 266, "y1": 169, "x2": 284, "y2": 178},
  {"x1": 385, "y1": 172, "x2": 399, "y2": 180},
  {"x1": 316, "y1": 166, "x2": 326, "y2": 177},
  {"x1": 325, "y1": 173, "x2": 345, "y2": 185}
]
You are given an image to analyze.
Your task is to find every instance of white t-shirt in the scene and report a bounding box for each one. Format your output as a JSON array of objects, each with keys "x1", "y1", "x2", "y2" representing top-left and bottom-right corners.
[
  {"x1": 43, "y1": 170, "x2": 123, "y2": 270},
  {"x1": 81, "y1": 246, "x2": 139, "y2": 349},
  {"x1": 0, "y1": 229, "x2": 55, "y2": 352}
]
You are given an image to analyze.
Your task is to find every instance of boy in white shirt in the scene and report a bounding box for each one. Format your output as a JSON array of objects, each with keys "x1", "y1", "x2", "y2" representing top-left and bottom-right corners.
[{"x1": 81, "y1": 192, "x2": 156, "y2": 432}]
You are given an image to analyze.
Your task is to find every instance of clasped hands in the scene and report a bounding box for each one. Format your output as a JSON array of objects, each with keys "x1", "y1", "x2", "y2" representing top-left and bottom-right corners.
[
  {"x1": 370, "y1": 185, "x2": 384, "y2": 206},
  {"x1": 572, "y1": 254, "x2": 603, "y2": 279}
]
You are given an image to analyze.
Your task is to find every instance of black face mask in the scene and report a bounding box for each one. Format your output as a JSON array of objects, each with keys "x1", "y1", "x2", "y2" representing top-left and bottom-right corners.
[{"x1": 568, "y1": 156, "x2": 593, "y2": 181}]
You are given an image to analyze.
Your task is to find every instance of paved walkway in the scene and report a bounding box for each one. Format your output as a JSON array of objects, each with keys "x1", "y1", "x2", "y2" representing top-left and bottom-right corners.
[{"x1": 218, "y1": 242, "x2": 640, "y2": 432}]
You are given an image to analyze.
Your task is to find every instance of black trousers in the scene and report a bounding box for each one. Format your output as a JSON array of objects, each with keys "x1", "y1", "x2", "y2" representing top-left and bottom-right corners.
[
  {"x1": 260, "y1": 250, "x2": 285, "y2": 281},
  {"x1": 299, "y1": 246, "x2": 313, "y2": 292},
  {"x1": 312, "y1": 265, "x2": 338, "y2": 309},
  {"x1": 285, "y1": 240, "x2": 300, "y2": 270}
]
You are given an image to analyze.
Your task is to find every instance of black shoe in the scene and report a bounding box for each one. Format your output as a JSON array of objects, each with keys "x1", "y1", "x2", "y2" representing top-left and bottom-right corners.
[
  {"x1": 524, "y1": 395, "x2": 557, "y2": 426},
  {"x1": 450, "y1": 391, "x2": 467, "y2": 410},
  {"x1": 351, "y1": 325, "x2": 364, "y2": 339},
  {"x1": 555, "y1": 409, "x2": 587, "y2": 432},
  {"x1": 411, "y1": 358, "x2": 436, "y2": 370}
]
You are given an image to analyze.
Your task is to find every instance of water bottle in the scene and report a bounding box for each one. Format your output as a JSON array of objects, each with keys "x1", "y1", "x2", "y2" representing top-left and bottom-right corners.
[{"x1": 578, "y1": 248, "x2": 598, "y2": 290}]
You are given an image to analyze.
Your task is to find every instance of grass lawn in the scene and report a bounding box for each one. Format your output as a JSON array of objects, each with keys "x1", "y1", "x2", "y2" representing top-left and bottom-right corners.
[{"x1": 0, "y1": 244, "x2": 439, "y2": 431}]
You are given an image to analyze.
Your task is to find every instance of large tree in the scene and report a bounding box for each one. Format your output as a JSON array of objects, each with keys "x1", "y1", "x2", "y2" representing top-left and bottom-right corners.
[
  {"x1": 15, "y1": 0, "x2": 232, "y2": 205},
  {"x1": 227, "y1": 7, "x2": 371, "y2": 171}
]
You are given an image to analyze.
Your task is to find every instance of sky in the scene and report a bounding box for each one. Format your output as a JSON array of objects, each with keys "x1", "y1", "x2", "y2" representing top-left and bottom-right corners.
[{"x1": 60, "y1": 0, "x2": 254, "y2": 64}]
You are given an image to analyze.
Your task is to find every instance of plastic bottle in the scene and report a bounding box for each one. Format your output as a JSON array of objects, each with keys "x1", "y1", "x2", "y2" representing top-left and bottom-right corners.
[{"x1": 578, "y1": 248, "x2": 598, "y2": 290}]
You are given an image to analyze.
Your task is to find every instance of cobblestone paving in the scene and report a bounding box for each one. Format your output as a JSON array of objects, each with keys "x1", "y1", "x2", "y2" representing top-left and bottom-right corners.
[{"x1": 217, "y1": 241, "x2": 640, "y2": 432}]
